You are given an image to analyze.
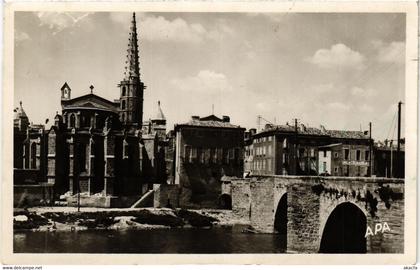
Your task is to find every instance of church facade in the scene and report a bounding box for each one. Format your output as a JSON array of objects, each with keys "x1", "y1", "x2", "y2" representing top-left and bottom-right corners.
[{"x1": 14, "y1": 13, "x2": 167, "y2": 207}]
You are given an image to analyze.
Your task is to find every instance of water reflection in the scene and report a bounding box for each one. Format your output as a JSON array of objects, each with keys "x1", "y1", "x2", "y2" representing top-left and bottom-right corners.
[{"x1": 14, "y1": 227, "x2": 286, "y2": 253}]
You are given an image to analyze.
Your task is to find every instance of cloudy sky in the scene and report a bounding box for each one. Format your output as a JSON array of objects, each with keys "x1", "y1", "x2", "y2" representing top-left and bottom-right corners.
[{"x1": 15, "y1": 12, "x2": 405, "y2": 140}]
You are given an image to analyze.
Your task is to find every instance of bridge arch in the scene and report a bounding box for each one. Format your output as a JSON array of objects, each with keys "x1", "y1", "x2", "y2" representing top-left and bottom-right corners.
[
  {"x1": 274, "y1": 193, "x2": 287, "y2": 234},
  {"x1": 319, "y1": 201, "x2": 367, "y2": 253},
  {"x1": 219, "y1": 193, "x2": 232, "y2": 210},
  {"x1": 274, "y1": 193, "x2": 287, "y2": 249}
]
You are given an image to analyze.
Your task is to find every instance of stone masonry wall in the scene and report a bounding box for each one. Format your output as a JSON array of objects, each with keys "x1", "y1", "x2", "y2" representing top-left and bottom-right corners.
[
  {"x1": 249, "y1": 177, "x2": 275, "y2": 232},
  {"x1": 231, "y1": 179, "x2": 251, "y2": 221},
  {"x1": 228, "y1": 175, "x2": 404, "y2": 253},
  {"x1": 153, "y1": 184, "x2": 180, "y2": 208}
]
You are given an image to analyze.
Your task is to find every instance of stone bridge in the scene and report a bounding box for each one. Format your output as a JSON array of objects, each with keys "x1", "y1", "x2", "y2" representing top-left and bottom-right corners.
[{"x1": 220, "y1": 175, "x2": 404, "y2": 253}]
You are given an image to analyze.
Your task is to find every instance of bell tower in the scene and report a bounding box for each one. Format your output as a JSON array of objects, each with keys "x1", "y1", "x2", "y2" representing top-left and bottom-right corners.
[
  {"x1": 61, "y1": 82, "x2": 71, "y2": 100},
  {"x1": 119, "y1": 12, "x2": 145, "y2": 129}
]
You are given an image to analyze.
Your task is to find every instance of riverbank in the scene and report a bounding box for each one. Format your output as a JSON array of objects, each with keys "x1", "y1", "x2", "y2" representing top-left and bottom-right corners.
[{"x1": 13, "y1": 207, "x2": 250, "y2": 232}]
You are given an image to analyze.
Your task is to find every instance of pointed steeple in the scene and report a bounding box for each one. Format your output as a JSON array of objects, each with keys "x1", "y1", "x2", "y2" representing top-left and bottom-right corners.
[
  {"x1": 118, "y1": 12, "x2": 145, "y2": 129},
  {"x1": 124, "y1": 12, "x2": 140, "y2": 81}
]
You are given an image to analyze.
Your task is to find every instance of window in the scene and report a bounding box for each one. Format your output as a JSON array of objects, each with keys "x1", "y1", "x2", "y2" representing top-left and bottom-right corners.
[
  {"x1": 344, "y1": 165, "x2": 349, "y2": 176},
  {"x1": 299, "y1": 148, "x2": 305, "y2": 157},
  {"x1": 78, "y1": 143, "x2": 87, "y2": 172},
  {"x1": 365, "y1": 150, "x2": 370, "y2": 161},
  {"x1": 229, "y1": 148, "x2": 235, "y2": 161},
  {"x1": 184, "y1": 145, "x2": 191, "y2": 163},
  {"x1": 30, "y1": 142, "x2": 37, "y2": 169},
  {"x1": 69, "y1": 114, "x2": 76, "y2": 128},
  {"x1": 217, "y1": 148, "x2": 223, "y2": 163},
  {"x1": 198, "y1": 148, "x2": 204, "y2": 164},
  {"x1": 90, "y1": 140, "x2": 95, "y2": 155},
  {"x1": 81, "y1": 115, "x2": 90, "y2": 128},
  {"x1": 123, "y1": 141, "x2": 130, "y2": 159},
  {"x1": 191, "y1": 148, "x2": 198, "y2": 162},
  {"x1": 344, "y1": 149, "x2": 350, "y2": 160},
  {"x1": 356, "y1": 150, "x2": 361, "y2": 161}
]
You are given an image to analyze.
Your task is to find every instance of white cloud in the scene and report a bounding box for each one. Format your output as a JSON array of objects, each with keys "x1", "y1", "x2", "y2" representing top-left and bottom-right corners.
[
  {"x1": 359, "y1": 104, "x2": 374, "y2": 113},
  {"x1": 372, "y1": 40, "x2": 405, "y2": 64},
  {"x1": 350, "y1": 86, "x2": 377, "y2": 98},
  {"x1": 36, "y1": 12, "x2": 92, "y2": 35},
  {"x1": 170, "y1": 70, "x2": 233, "y2": 93},
  {"x1": 325, "y1": 102, "x2": 351, "y2": 111},
  {"x1": 15, "y1": 30, "x2": 30, "y2": 42},
  {"x1": 311, "y1": 83, "x2": 335, "y2": 94},
  {"x1": 110, "y1": 13, "x2": 232, "y2": 44},
  {"x1": 307, "y1": 43, "x2": 366, "y2": 70}
]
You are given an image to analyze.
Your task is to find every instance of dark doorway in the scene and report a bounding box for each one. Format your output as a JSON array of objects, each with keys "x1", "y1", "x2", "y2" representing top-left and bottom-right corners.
[
  {"x1": 319, "y1": 202, "x2": 367, "y2": 253},
  {"x1": 219, "y1": 194, "x2": 232, "y2": 210},
  {"x1": 274, "y1": 193, "x2": 287, "y2": 249}
]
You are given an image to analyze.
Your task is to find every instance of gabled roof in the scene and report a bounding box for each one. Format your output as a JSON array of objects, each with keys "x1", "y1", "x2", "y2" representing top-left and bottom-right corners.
[
  {"x1": 200, "y1": 114, "x2": 222, "y2": 121},
  {"x1": 61, "y1": 82, "x2": 71, "y2": 90},
  {"x1": 62, "y1": 93, "x2": 119, "y2": 112}
]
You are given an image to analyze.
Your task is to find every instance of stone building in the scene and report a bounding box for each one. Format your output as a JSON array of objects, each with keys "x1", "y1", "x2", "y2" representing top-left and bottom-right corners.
[
  {"x1": 373, "y1": 140, "x2": 405, "y2": 178},
  {"x1": 13, "y1": 13, "x2": 167, "y2": 207},
  {"x1": 13, "y1": 102, "x2": 54, "y2": 206},
  {"x1": 247, "y1": 123, "x2": 372, "y2": 177},
  {"x1": 173, "y1": 115, "x2": 245, "y2": 208},
  {"x1": 244, "y1": 128, "x2": 256, "y2": 175}
]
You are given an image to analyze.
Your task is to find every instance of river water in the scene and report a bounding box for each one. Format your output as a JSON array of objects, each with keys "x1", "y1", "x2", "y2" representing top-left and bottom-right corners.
[{"x1": 14, "y1": 227, "x2": 286, "y2": 253}]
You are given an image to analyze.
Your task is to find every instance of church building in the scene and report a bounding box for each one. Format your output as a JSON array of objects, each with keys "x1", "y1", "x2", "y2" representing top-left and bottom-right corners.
[{"x1": 14, "y1": 13, "x2": 167, "y2": 207}]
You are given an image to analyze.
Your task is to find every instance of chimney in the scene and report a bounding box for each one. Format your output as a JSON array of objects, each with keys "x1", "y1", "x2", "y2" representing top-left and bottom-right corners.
[
  {"x1": 191, "y1": 115, "x2": 200, "y2": 121},
  {"x1": 222, "y1": 115, "x2": 230, "y2": 122}
]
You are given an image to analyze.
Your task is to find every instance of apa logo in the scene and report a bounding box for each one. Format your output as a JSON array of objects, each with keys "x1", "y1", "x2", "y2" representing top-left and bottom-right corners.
[{"x1": 365, "y1": 222, "x2": 391, "y2": 237}]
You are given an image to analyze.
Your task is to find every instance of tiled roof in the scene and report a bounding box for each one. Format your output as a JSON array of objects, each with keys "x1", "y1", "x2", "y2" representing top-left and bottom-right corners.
[
  {"x1": 177, "y1": 119, "x2": 241, "y2": 128},
  {"x1": 181, "y1": 119, "x2": 242, "y2": 129},
  {"x1": 326, "y1": 130, "x2": 369, "y2": 139},
  {"x1": 259, "y1": 124, "x2": 370, "y2": 139}
]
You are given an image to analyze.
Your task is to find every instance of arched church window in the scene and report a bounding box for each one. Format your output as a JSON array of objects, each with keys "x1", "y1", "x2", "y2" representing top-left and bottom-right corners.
[
  {"x1": 30, "y1": 142, "x2": 37, "y2": 169},
  {"x1": 78, "y1": 143, "x2": 87, "y2": 173},
  {"x1": 69, "y1": 114, "x2": 76, "y2": 128}
]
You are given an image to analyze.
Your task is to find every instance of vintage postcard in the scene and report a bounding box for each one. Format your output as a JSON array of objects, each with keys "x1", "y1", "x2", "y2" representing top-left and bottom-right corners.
[{"x1": 1, "y1": 1, "x2": 418, "y2": 265}]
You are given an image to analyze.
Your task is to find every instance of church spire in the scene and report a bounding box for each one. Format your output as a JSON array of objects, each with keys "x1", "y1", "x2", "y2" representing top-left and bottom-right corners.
[
  {"x1": 119, "y1": 12, "x2": 145, "y2": 129},
  {"x1": 124, "y1": 12, "x2": 140, "y2": 81}
]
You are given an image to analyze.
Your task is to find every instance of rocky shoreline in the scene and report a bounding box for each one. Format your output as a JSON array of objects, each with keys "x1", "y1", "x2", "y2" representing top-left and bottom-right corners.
[{"x1": 13, "y1": 207, "x2": 249, "y2": 232}]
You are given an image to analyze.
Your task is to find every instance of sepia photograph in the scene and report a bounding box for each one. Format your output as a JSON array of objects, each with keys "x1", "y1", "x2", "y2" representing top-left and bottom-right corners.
[{"x1": 2, "y1": 1, "x2": 418, "y2": 265}]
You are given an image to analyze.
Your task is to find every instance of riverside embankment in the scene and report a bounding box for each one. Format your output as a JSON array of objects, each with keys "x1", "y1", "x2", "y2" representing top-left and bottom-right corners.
[{"x1": 13, "y1": 207, "x2": 250, "y2": 232}]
